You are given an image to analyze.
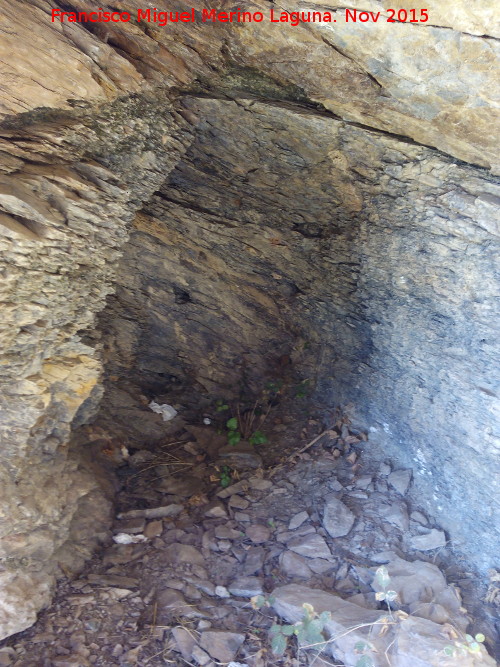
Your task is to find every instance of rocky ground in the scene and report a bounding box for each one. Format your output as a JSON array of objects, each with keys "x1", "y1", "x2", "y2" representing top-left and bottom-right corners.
[{"x1": 0, "y1": 403, "x2": 498, "y2": 667}]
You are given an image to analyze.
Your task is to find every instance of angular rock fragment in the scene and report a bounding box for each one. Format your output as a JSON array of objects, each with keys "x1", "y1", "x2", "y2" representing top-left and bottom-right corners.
[
  {"x1": 143, "y1": 520, "x2": 163, "y2": 538},
  {"x1": 172, "y1": 626, "x2": 196, "y2": 661},
  {"x1": 279, "y1": 551, "x2": 312, "y2": 578},
  {"x1": 322, "y1": 497, "x2": 355, "y2": 538},
  {"x1": 246, "y1": 524, "x2": 271, "y2": 544},
  {"x1": 163, "y1": 543, "x2": 205, "y2": 566},
  {"x1": 388, "y1": 469, "x2": 412, "y2": 495},
  {"x1": 199, "y1": 631, "x2": 245, "y2": 662},
  {"x1": 410, "y1": 529, "x2": 446, "y2": 551},
  {"x1": 288, "y1": 533, "x2": 332, "y2": 559},
  {"x1": 228, "y1": 576, "x2": 263, "y2": 597},
  {"x1": 288, "y1": 511, "x2": 309, "y2": 530},
  {"x1": 243, "y1": 547, "x2": 266, "y2": 575},
  {"x1": 204, "y1": 501, "x2": 228, "y2": 519}
]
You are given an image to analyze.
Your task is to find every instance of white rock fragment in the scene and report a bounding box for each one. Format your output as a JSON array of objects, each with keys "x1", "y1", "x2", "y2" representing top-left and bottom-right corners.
[
  {"x1": 112, "y1": 533, "x2": 147, "y2": 545},
  {"x1": 215, "y1": 585, "x2": 230, "y2": 598},
  {"x1": 148, "y1": 401, "x2": 177, "y2": 422}
]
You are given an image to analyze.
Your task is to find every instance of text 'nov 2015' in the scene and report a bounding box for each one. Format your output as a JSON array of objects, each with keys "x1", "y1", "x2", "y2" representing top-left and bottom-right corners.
[{"x1": 50, "y1": 8, "x2": 430, "y2": 27}]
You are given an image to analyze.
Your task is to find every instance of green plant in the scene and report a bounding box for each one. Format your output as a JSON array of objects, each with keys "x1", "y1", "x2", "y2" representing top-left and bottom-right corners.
[
  {"x1": 444, "y1": 633, "x2": 486, "y2": 658},
  {"x1": 226, "y1": 417, "x2": 242, "y2": 446},
  {"x1": 215, "y1": 399, "x2": 229, "y2": 413},
  {"x1": 265, "y1": 379, "x2": 283, "y2": 394},
  {"x1": 225, "y1": 416, "x2": 268, "y2": 447},
  {"x1": 269, "y1": 603, "x2": 331, "y2": 656},
  {"x1": 249, "y1": 429, "x2": 268, "y2": 446},
  {"x1": 354, "y1": 641, "x2": 376, "y2": 667},
  {"x1": 220, "y1": 465, "x2": 232, "y2": 488},
  {"x1": 251, "y1": 594, "x2": 275, "y2": 610},
  {"x1": 295, "y1": 379, "x2": 311, "y2": 398},
  {"x1": 374, "y1": 566, "x2": 398, "y2": 613}
]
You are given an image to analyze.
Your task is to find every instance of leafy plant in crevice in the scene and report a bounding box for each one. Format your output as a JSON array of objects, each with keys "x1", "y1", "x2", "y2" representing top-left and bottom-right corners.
[
  {"x1": 372, "y1": 566, "x2": 490, "y2": 664},
  {"x1": 249, "y1": 429, "x2": 267, "y2": 446},
  {"x1": 353, "y1": 640, "x2": 377, "y2": 667},
  {"x1": 215, "y1": 399, "x2": 229, "y2": 413},
  {"x1": 219, "y1": 465, "x2": 232, "y2": 488},
  {"x1": 268, "y1": 603, "x2": 332, "y2": 657},
  {"x1": 226, "y1": 417, "x2": 242, "y2": 446},
  {"x1": 443, "y1": 632, "x2": 486, "y2": 658},
  {"x1": 373, "y1": 566, "x2": 398, "y2": 615},
  {"x1": 294, "y1": 378, "x2": 311, "y2": 398},
  {"x1": 225, "y1": 414, "x2": 269, "y2": 447},
  {"x1": 254, "y1": 568, "x2": 491, "y2": 666}
]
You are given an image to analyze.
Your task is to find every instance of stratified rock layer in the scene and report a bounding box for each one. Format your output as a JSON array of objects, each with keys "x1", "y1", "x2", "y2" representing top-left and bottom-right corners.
[
  {"x1": 100, "y1": 96, "x2": 499, "y2": 582},
  {"x1": 0, "y1": 0, "x2": 499, "y2": 642}
]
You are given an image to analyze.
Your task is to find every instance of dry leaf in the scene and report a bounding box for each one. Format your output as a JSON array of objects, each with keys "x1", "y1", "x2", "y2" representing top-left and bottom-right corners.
[{"x1": 187, "y1": 494, "x2": 208, "y2": 507}]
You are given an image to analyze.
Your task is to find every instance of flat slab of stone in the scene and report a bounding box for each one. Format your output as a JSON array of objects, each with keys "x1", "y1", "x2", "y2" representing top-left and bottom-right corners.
[
  {"x1": 243, "y1": 547, "x2": 266, "y2": 575},
  {"x1": 117, "y1": 504, "x2": 183, "y2": 520},
  {"x1": 410, "y1": 529, "x2": 446, "y2": 551},
  {"x1": 163, "y1": 543, "x2": 205, "y2": 566},
  {"x1": 228, "y1": 576, "x2": 263, "y2": 597},
  {"x1": 199, "y1": 631, "x2": 245, "y2": 662},
  {"x1": 287, "y1": 533, "x2": 332, "y2": 559},
  {"x1": 246, "y1": 524, "x2": 271, "y2": 543},
  {"x1": 288, "y1": 511, "x2": 309, "y2": 530},
  {"x1": 272, "y1": 584, "x2": 386, "y2": 664},
  {"x1": 322, "y1": 497, "x2": 355, "y2": 538},
  {"x1": 388, "y1": 469, "x2": 412, "y2": 495},
  {"x1": 172, "y1": 626, "x2": 196, "y2": 661},
  {"x1": 279, "y1": 551, "x2": 312, "y2": 578}
]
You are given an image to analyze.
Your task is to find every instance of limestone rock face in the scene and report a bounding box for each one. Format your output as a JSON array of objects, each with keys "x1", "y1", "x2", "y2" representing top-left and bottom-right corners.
[
  {"x1": 0, "y1": 94, "x2": 193, "y2": 637},
  {"x1": 0, "y1": 0, "x2": 498, "y2": 642},
  {"x1": 100, "y1": 95, "x2": 499, "y2": 585}
]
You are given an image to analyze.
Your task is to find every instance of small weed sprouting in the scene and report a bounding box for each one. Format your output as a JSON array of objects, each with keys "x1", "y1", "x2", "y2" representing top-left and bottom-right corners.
[
  {"x1": 295, "y1": 379, "x2": 311, "y2": 398},
  {"x1": 225, "y1": 416, "x2": 268, "y2": 447},
  {"x1": 265, "y1": 379, "x2": 283, "y2": 394},
  {"x1": 444, "y1": 633, "x2": 486, "y2": 658},
  {"x1": 220, "y1": 465, "x2": 232, "y2": 488},
  {"x1": 253, "y1": 569, "x2": 489, "y2": 665},
  {"x1": 251, "y1": 594, "x2": 276, "y2": 610},
  {"x1": 226, "y1": 417, "x2": 242, "y2": 446},
  {"x1": 215, "y1": 399, "x2": 229, "y2": 413},
  {"x1": 268, "y1": 603, "x2": 331, "y2": 657},
  {"x1": 374, "y1": 566, "x2": 398, "y2": 613},
  {"x1": 249, "y1": 430, "x2": 268, "y2": 446},
  {"x1": 354, "y1": 641, "x2": 376, "y2": 667}
]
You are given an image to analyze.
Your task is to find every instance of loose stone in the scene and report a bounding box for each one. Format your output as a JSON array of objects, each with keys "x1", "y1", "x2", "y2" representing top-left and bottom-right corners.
[{"x1": 322, "y1": 497, "x2": 356, "y2": 537}]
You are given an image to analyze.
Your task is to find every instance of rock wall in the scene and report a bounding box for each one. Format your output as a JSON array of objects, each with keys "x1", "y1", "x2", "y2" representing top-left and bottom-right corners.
[
  {"x1": 0, "y1": 96, "x2": 194, "y2": 637},
  {"x1": 0, "y1": 0, "x2": 499, "y2": 641},
  {"x1": 100, "y1": 96, "x2": 500, "y2": 576}
]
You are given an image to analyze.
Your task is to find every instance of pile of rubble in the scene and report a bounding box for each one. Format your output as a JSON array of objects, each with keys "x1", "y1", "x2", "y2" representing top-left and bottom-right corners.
[{"x1": 0, "y1": 422, "x2": 496, "y2": 667}]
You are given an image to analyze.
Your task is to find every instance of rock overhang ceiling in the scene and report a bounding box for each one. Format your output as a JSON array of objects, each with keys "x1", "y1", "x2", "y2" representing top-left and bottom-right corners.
[{"x1": 1, "y1": 0, "x2": 499, "y2": 170}]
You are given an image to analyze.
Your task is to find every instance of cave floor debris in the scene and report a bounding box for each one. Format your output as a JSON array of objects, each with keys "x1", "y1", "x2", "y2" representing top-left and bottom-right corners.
[{"x1": 1, "y1": 415, "x2": 497, "y2": 667}]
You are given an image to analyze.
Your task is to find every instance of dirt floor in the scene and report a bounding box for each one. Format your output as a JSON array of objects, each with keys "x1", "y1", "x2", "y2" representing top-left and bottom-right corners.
[{"x1": 1, "y1": 391, "x2": 498, "y2": 667}]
